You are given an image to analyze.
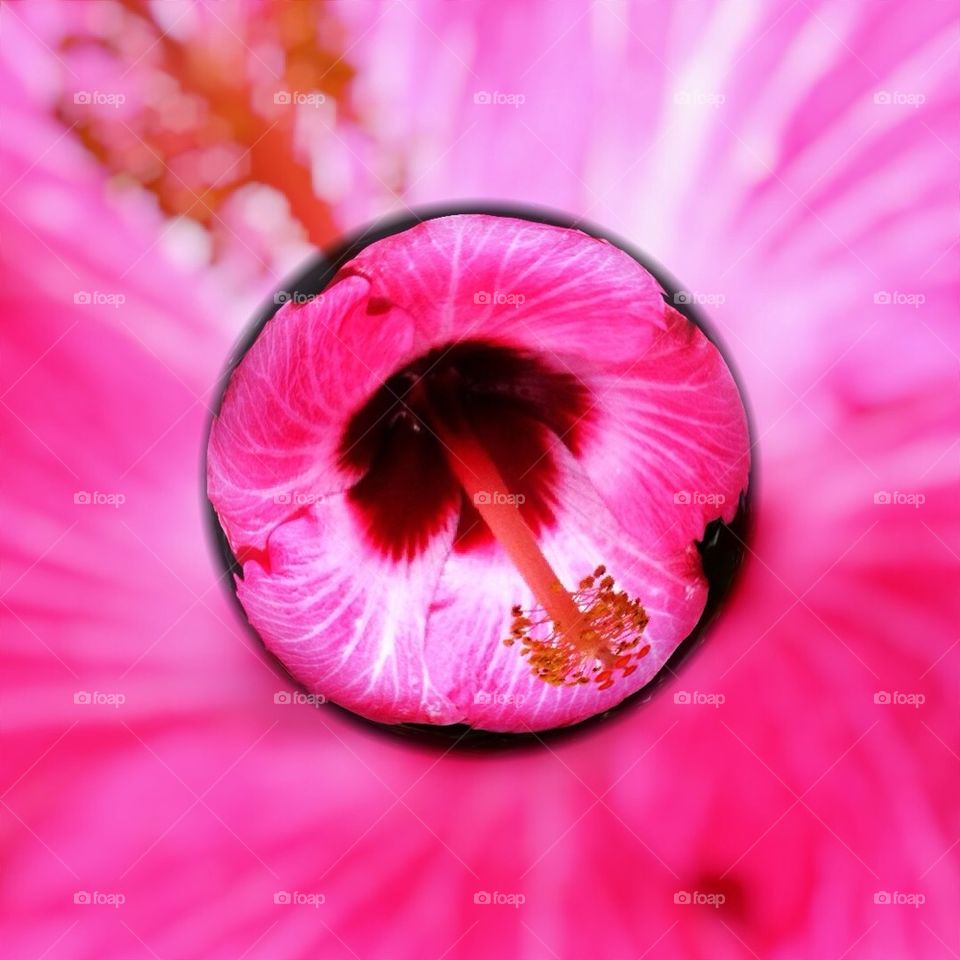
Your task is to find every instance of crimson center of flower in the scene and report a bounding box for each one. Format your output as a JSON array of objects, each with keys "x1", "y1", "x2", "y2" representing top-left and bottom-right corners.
[{"x1": 339, "y1": 341, "x2": 650, "y2": 690}]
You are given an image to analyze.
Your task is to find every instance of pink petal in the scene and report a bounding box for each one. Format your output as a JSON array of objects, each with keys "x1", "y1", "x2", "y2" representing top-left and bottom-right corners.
[
  {"x1": 583, "y1": 304, "x2": 750, "y2": 553},
  {"x1": 344, "y1": 213, "x2": 667, "y2": 360},
  {"x1": 207, "y1": 276, "x2": 416, "y2": 550},
  {"x1": 423, "y1": 427, "x2": 708, "y2": 732},
  {"x1": 236, "y1": 496, "x2": 463, "y2": 725}
]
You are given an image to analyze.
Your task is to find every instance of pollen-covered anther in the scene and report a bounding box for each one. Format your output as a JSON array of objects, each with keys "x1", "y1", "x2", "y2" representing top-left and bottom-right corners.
[{"x1": 504, "y1": 565, "x2": 651, "y2": 690}]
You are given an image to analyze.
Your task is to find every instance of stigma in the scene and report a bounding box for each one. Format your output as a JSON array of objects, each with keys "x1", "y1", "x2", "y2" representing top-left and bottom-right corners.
[{"x1": 506, "y1": 566, "x2": 650, "y2": 690}]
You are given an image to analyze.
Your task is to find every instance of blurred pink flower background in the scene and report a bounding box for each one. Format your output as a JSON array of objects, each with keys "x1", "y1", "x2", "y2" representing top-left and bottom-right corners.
[{"x1": 1, "y1": 1, "x2": 957, "y2": 958}]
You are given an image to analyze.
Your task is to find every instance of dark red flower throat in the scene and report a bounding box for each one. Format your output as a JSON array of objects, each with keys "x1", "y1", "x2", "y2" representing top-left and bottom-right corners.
[
  {"x1": 339, "y1": 340, "x2": 590, "y2": 562},
  {"x1": 339, "y1": 339, "x2": 651, "y2": 692}
]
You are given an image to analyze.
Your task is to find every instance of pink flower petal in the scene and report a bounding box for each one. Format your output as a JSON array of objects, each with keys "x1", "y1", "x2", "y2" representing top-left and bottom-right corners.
[
  {"x1": 236, "y1": 496, "x2": 463, "y2": 725},
  {"x1": 207, "y1": 276, "x2": 416, "y2": 550},
  {"x1": 344, "y1": 213, "x2": 667, "y2": 360},
  {"x1": 582, "y1": 304, "x2": 750, "y2": 553}
]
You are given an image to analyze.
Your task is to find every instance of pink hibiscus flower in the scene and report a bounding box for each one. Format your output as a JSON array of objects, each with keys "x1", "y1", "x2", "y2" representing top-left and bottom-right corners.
[
  {"x1": 207, "y1": 213, "x2": 749, "y2": 731},
  {"x1": 2, "y1": 2, "x2": 957, "y2": 958}
]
